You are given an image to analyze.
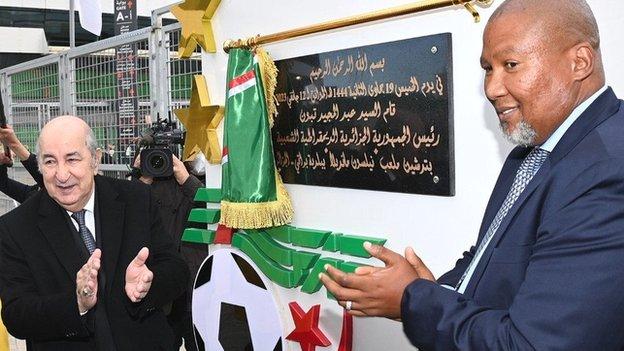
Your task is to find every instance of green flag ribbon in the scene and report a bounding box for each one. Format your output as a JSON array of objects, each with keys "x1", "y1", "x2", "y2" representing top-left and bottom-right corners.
[{"x1": 220, "y1": 48, "x2": 293, "y2": 229}]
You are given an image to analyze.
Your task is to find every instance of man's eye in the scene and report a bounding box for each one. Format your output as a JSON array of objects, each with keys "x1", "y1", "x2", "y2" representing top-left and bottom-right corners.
[
  {"x1": 44, "y1": 160, "x2": 55, "y2": 165},
  {"x1": 505, "y1": 62, "x2": 518, "y2": 69}
]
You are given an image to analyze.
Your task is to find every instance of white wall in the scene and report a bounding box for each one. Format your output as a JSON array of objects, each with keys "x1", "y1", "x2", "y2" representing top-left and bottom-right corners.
[
  {"x1": 201, "y1": 1, "x2": 624, "y2": 350},
  {"x1": 0, "y1": 27, "x2": 48, "y2": 53},
  {"x1": 204, "y1": 0, "x2": 624, "y2": 349}
]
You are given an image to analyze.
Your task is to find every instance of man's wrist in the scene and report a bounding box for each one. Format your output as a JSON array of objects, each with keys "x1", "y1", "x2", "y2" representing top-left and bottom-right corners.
[
  {"x1": 139, "y1": 176, "x2": 153, "y2": 185},
  {"x1": 12, "y1": 145, "x2": 30, "y2": 161},
  {"x1": 77, "y1": 301, "x2": 89, "y2": 315}
]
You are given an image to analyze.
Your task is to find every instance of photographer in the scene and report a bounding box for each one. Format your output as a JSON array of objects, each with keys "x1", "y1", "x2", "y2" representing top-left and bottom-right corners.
[
  {"x1": 132, "y1": 152, "x2": 206, "y2": 351},
  {"x1": 0, "y1": 124, "x2": 43, "y2": 202},
  {"x1": 0, "y1": 110, "x2": 41, "y2": 351}
]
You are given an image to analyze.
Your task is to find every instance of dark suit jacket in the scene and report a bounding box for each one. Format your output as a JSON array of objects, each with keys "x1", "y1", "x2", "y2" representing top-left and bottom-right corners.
[
  {"x1": 401, "y1": 88, "x2": 624, "y2": 350},
  {"x1": 0, "y1": 175, "x2": 189, "y2": 350}
]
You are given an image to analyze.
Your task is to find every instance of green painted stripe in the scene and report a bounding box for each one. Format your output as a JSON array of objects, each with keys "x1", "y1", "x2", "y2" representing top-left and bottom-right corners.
[
  {"x1": 187, "y1": 208, "x2": 220, "y2": 224},
  {"x1": 292, "y1": 250, "x2": 321, "y2": 271},
  {"x1": 289, "y1": 227, "x2": 331, "y2": 248},
  {"x1": 321, "y1": 233, "x2": 343, "y2": 252},
  {"x1": 300, "y1": 257, "x2": 343, "y2": 294},
  {"x1": 245, "y1": 229, "x2": 293, "y2": 266},
  {"x1": 232, "y1": 233, "x2": 304, "y2": 288},
  {"x1": 338, "y1": 261, "x2": 362, "y2": 273},
  {"x1": 264, "y1": 226, "x2": 291, "y2": 243},
  {"x1": 339, "y1": 235, "x2": 387, "y2": 258},
  {"x1": 181, "y1": 228, "x2": 215, "y2": 244},
  {"x1": 194, "y1": 188, "x2": 222, "y2": 203},
  {"x1": 245, "y1": 229, "x2": 323, "y2": 271}
]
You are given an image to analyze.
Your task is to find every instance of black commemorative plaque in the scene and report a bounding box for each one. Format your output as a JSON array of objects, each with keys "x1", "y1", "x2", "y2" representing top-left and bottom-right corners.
[{"x1": 272, "y1": 33, "x2": 454, "y2": 196}]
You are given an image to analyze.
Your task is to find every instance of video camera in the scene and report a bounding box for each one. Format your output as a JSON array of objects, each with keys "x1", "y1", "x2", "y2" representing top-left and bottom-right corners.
[{"x1": 139, "y1": 118, "x2": 184, "y2": 178}]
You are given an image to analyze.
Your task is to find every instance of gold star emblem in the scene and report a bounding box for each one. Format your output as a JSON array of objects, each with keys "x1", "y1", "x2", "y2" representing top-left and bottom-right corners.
[
  {"x1": 175, "y1": 75, "x2": 224, "y2": 164},
  {"x1": 170, "y1": 0, "x2": 221, "y2": 58}
]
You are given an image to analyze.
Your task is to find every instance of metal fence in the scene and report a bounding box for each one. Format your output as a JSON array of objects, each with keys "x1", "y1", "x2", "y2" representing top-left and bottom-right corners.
[{"x1": 0, "y1": 5, "x2": 203, "y2": 215}]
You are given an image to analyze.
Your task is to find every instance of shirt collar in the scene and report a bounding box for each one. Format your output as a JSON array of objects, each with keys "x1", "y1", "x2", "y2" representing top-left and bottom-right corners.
[
  {"x1": 540, "y1": 85, "x2": 607, "y2": 152},
  {"x1": 66, "y1": 186, "x2": 96, "y2": 216}
]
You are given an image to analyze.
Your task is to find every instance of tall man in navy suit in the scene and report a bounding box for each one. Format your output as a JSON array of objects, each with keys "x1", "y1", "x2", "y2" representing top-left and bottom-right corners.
[
  {"x1": 321, "y1": 0, "x2": 624, "y2": 349},
  {"x1": 0, "y1": 116, "x2": 189, "y2": 350}
]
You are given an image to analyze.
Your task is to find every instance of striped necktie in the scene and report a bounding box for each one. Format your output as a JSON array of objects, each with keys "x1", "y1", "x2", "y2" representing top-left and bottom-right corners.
[
  {"x1": 455, "y1": 147, "x2": 550, "y2": 291},
  {"x1": 71, "y1": 210, "x2": 96, "y2": 255}
]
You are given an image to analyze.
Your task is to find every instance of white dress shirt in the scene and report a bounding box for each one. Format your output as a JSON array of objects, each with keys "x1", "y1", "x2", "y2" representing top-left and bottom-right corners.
[{"x1": 67, "y1": 187, "x2": 96, "y2": 241}]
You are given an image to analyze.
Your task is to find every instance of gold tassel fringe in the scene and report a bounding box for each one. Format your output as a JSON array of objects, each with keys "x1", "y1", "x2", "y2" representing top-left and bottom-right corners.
[
  {"x1": 220, "y1": 171, "x2": 294, "y2": 229},
  {"x1": 255, "y1": 47, "x2": 278, "y2": 128}
]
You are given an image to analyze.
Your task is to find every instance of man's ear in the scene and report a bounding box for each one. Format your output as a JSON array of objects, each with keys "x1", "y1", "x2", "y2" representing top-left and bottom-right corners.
[
  {"x1": 571, "y1": 42, "x2": 595, "y2": 81},
  {"x1": 94, "y1": 148, "x2": 102, "y2": 174}
]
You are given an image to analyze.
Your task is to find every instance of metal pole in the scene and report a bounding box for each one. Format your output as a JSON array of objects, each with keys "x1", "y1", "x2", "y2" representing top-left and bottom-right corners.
[
  {"x1": 224, "y1": 0, "x2": 493, "y2": 52},
  {"x1": 70, "y1": 0, "x2": 76, "y2": 48}
]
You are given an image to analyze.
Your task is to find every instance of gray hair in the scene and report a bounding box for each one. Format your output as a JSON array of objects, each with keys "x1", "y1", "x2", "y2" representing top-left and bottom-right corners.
[{"x1": 501, "y1": 120, "x2": 537, "y2": 147}]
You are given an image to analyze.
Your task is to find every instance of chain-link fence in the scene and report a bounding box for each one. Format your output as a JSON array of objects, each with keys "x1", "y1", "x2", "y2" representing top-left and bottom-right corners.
[
  {"x1": 9, "y1": 61, "x2": 61, "y2": 177},
  {"x1": 0, "y1": 8, "x2": 202, "y2": 215},
  {"x1": 71, "y1": 33, "x2": 153, "y2": 169},
  {"x1": 164, "y1": 26, "x2": 202, "y2": 114}
]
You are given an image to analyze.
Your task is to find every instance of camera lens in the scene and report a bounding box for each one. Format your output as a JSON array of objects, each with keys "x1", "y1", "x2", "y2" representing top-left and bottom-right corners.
[
  {"x1": 150, "y1": 155, "x2": 165, "y2": 170},
  {"x1": 140, "y1": 148, "x2": 174, "y2": 177}
]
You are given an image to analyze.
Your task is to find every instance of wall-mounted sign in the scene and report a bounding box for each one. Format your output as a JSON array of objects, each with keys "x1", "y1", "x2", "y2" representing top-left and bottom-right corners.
[
  {"x1": 114, "y1": 0, "x2": 138, "y2": 164},
  {"x1": 273, "y1": 33, "x2": 454, "y2": 196}
]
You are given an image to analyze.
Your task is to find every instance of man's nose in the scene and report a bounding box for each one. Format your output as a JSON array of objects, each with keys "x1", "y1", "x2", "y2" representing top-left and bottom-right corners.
[
  {"x1": 484, "y1": 70, "x2": 507, "y2": 102},
  {"x1": 55, "y1": 163, "x2": 71, "y2": 182}
]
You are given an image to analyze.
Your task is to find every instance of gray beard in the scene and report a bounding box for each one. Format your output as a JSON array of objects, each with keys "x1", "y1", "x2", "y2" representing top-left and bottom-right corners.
[{"x1": 500, "y1": 120, "x2": 537, "y2": 147}]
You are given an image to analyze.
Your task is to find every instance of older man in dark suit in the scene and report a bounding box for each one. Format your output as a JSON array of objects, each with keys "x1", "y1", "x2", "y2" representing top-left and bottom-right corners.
[
  {"x1": 322, "y1": 0, "x2": 624, "y2": 350},
  {"x1": 0, "y1": 115, "x2": 189, "y2": 350}
]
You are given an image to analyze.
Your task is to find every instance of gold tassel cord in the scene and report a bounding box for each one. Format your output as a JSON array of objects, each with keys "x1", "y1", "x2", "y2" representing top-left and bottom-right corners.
[
  {"x1": 223, "y1": 0, "x2": 493, "y2": 52},
  {"x1": 255, "y1": 47, "x2": 279, "y2": 128}
]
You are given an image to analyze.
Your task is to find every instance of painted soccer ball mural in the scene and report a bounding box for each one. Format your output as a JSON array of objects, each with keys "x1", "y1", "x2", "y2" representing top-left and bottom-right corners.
[
  {"x1": 185, "y1": 188, "x2": 386, "y2": 351},
  {"x1": 192, "y1": 249, "x2": 284, "y2": 350}
]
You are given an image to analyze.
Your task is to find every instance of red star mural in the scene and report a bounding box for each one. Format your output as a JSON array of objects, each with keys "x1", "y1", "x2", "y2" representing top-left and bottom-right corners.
[{"x1": 286, "y1": 302, "x2": 331, "y2": 351}]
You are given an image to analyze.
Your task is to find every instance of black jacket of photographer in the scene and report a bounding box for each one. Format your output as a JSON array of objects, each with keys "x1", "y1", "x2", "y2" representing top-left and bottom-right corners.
[
  {"x1": 131, "y1": 173, "x2": 206, "y2": 271},
  {"x1": 0, "y1": 153, "x2": 43, "y2": 203}
]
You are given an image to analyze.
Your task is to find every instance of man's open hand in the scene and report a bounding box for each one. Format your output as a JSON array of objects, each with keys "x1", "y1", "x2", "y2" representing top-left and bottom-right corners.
[
  {"x1": 320, "y1": 243, "x2": 433, "y2": 319},
  {"x1": 125, "y1": 247, "x2": 154, "y2": 303},
  {"x1": 76, "y1": 249, "x2": 101, "y2": 314}
]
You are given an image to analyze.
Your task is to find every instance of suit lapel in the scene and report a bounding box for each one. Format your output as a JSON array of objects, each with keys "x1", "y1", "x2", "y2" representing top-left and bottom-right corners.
[
  {"x1": 464, "y1": 87, "x2": 620, "y2": 296},
  {"x1": 94, "y1": 176, "x2": 125, "y2": 293},
  {"x1": 37, "y1": 192, "x2": 83, "y2": 281},
  {"x1": 475, "y1": 148, "x2": 529, "y2": 244},
  {"x1": 464, "y1": 159, "x2": 552, "y2": 296},
  {"x1": 491, "y1": 158, "x2": 551, "y2": 248}
]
